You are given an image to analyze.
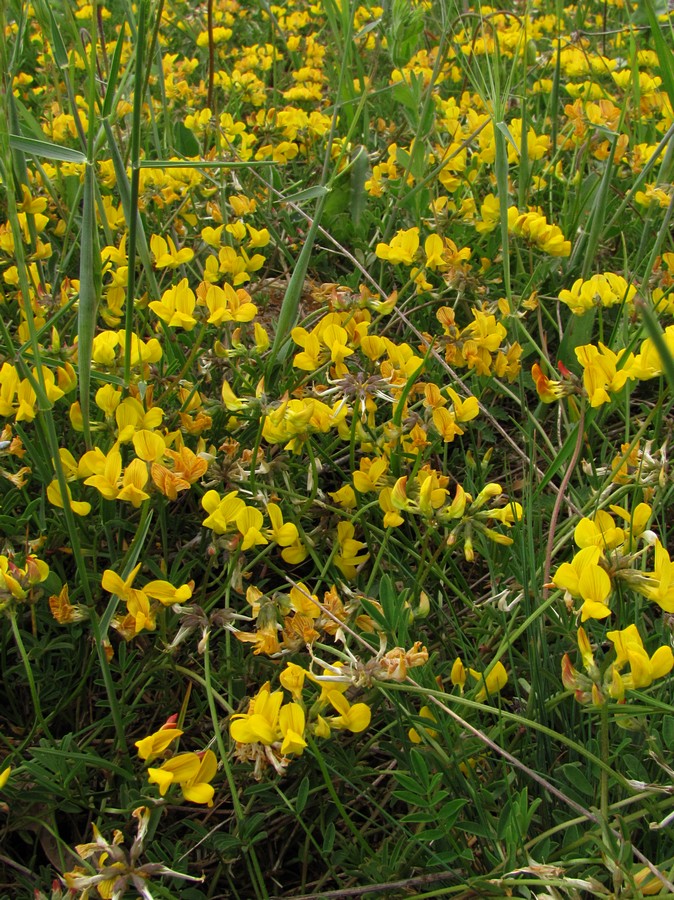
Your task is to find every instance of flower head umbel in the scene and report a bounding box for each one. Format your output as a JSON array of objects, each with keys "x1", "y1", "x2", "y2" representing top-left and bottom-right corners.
[
  {"x1": 230, "y1": 683, "x2": 308, "y2": 778},
  {"x1": 561, "y1": 625, "x2": 673, "y2": 705},
  {"x1": 62, "y1": 806, "x2": 204, "y2": 898}
]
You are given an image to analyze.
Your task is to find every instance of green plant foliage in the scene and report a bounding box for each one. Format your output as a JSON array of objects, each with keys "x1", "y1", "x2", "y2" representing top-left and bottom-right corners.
[{"x1": 2, "y1": 0, "x2": 674, "y2": 896}]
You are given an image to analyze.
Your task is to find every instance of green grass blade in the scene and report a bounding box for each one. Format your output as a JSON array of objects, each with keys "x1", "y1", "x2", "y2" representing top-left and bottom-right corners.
[
  {"x1": 267, "y1": 192, "x2": 327, "y2": 366},
  {"x1": 8, "y1": 134, "x2": 87, "y2": 163},
  {"x1": 78, "y1": 163, "x2": 102, "y2": 447}
]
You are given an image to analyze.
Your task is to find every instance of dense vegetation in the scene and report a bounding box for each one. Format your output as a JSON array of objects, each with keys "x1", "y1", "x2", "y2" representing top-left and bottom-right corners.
[{"x1": 2, "y1": 0, "x2": 674, "y2": 896}]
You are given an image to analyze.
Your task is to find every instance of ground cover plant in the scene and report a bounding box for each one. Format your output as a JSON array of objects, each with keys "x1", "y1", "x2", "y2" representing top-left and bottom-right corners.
[{"x1": 1, "y1": 0, "x2": 674, "y2": 895}]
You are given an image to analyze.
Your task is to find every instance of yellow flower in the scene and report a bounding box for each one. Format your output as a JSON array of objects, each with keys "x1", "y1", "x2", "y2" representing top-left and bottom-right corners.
[
  {"x1": 531, "y1": 362, "x2": 565, "y2": 403},
  {"x1": 148, "y1": 749, "x2": 217, "y2": 805},
  {"x1": 143, "y1": 577, "x2": 193, "y2": 606},
  {"x1": 559, "y1": 273, "x2": 637, "y2": 315},
  {"x1": 265, "y1": 503, "x2": 299, "y2": 550},
  {"x1": 47, "y1": 479, "x2": 91, "y2": 516},
  {"x1": 469, "y1": 661, "x2": 508, "y2": 702},
  {"x1": 278, "y1": 703, "x2": 307, "y2": 755},
  {"x1": 451, "y1": 657, "x2": 466, "y2": 690},
  {"x1": 326, "y1": 691, "x2": 371, "y2": 733},
  {"x1": 95, "y1": 383, "x2": 122, "y2": 416},
  {"x1": 83, "y1": 446, "x2": 123, "y2": 500},
  {"x1": 334, "y1": 521, "x2": 369, "y2": 579},
  {"x1": 638, "y1": 541, "x2": 674, "y2": 611},
  {"x1": 409, "y1": 706, "x2": 439, "y2": 743},
  {"x1": 202, "y1": 489, "x2": 245, "y2": 534},
  {"x1": 279, "y1": 663, "x2": 307, "y2": 701},
  {"x1": 102, "y1": 564, "x2": 156, "y2": 636},
  {"x1": 353, "y1": 456, "x2": 388, "y2": 493},
  {"x1": 575, "y1": 343, "x2": 633, "y2": 407},
  {"x1": 289, "y1": 582, "x2": 320, "y2": 619},
  {"x1": 149, "y1": 278, "x2": 197, "y2": 330},
  {"x1": 573, "y1": 510, "x2": 624, "y2": 551},
  {"x1": 150, "y1": 233, "x2": 195, "y2": 268},
  {"x1": 132, "y1": 429, "x2": 166, "y2": 463},
  {"x1": 553, "y1": 546, "x2": 612, "y2": 621},
  {"x1": 607, "y1": 624, "x2": 674, "y2": 697},
  {"x1": 236, "y1": 506, "x2": 268, "y2": 551},
  {"x1": 117, "y1": 458, "x2": 150, "y2": 507},
  {"x1": 375, "y1": 227, "x2": 420, "y2": 265},
  {"x1": 135, "y1": 725, "x2": 183, "y2": 762},
  {"x1": 230, "y1": 685, "x2": 284, "y2": 746}
]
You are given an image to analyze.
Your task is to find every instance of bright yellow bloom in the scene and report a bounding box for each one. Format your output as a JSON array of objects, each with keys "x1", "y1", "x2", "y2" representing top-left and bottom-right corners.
[
  {"x1": 115, "y1": 397, "x2": 164, "y2": 442},
  {"x1": 638, "y1": 541, "x2": 674, "y2": 611},
  {"x1": 230, "y1": 685, "x2": 284, "y2": 746},
  {"x1": 135, "y1": 725, "x2": 183, "y2": 762},
  {"x1": 553, "y1": 546, "x2": 612, "y2": 621},
  {"x1": 575, "y1": 343, "x2": 633, "y2": 407},
  {"x1": 325, "y1": 691, "x2": 371, "y2": 732},
  {"x1": 607, "y1": 624, "x2": 674, "y2": 697},
  {"x1": 353, "y1": 456, "x2": 388, "y2": 493},
  {"x1": 115, "y1": 458, "x2": 150, "y2": 507},
  {"x1": 278, "y1": 703, "x2": 307, "y2": 755},
  {"x1": 559, "y1": 273, "x2": 637, "y2": 315},
  {"x1": 149, "y1": 278, "x2": 197, "y2": 330},
  {"x1": 334, "y1": 521, "x2": 369, "y2": 579},
  {"x1": 132, "y1": 429, "x2": 166, "y2": 462},
  {"x1": 375, "y1": 227, "x2": 420, "y2": 265},
  {"x1": 236, "y1": 506, "x2": 268, "y2": 551},
  {"x1": 289, "y1": 582, "x2": 320, "y2": 619},
  {"x1": 573, "y1": 510, "x2": 624, "y2": 551},
  {"x1": 265, "y1": 503, "x2": 299, "y2": 552},
  {"x1": 47, "y1": 479, "x2": 91, "y2": 516},
  {"x1": 469, "y1": 660, "x2": 508, "y2": 702},
  {"x1": 148, "y1": 749, "x2": 217, "y2": 805},
  {"x1": 150, "y1": 233, "x2": 194, "y2": 268},
  {"x1": 279, "y1": 662, "x2": 307, "y2": 701},
  {"x1": 202, "y1": 489, "x2": 245, "y2": 534},
  {"x1": 83, "y1": 447, "x2": 123, "y2": 500}
]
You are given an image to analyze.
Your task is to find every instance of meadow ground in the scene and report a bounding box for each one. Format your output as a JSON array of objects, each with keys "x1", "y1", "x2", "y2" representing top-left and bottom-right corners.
[{"x1": 2, "y1": 0, "x2": 674, "y2": 896}]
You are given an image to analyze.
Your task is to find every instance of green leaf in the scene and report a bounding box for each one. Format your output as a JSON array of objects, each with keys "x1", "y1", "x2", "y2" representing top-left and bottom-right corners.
[
  {"x1": 295, "y1": 775, "x2": 310, "y2": 815},
  {"x1": 101, "y1": 21, "x2": 127, "y2": 120},
  {"x1": 663, "y1": 715, "x2": 674, "y2": 748},
  {"x1": 379, "y1": 574, "x2": 402, "y2": 633},
  {"x1": 283, "y1": 184, "x2": 330, "y2": 204},
  {"x1": 174, "y1": 121, "x2": 200, "y2": 157},
  {"x1": 322, "y1": 821, "x2": 336, "y2": 854},
  {"x1": 558, "y1": 763, "x2": 595, "y2": 798},
  {"x1": 394, "y1": 790, "x2": 427, "y2": 806},
  {"x1": 409, "y1": 748, "x2": 430, "y2": 788},
  {"x1": 78, "y1": 163, "x2": 102, "y2": 446},
  {"x1": 439, "y1": 798, "x2": 467, "y2": 825},
  {"x1": 349, "y1": 145, "x2": 369, "y2": 226},
  {"x1": 44, "y1": 0, "x2": 69, "y2": 68},
  {"x1": 402, "y1": 810, "x2": 436, "y2": 823},
  {"x1": 9, "y1": 134, "x2": 86, "y2": 163},
  {"x1": 394, "y1": 772, "x2": 424, "y2": 794}
]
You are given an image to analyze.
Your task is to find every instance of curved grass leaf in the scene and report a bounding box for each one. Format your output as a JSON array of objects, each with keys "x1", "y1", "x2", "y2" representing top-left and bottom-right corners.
[{"x1": 9, "y1": 134, "x2": 86, "y2": 163}]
